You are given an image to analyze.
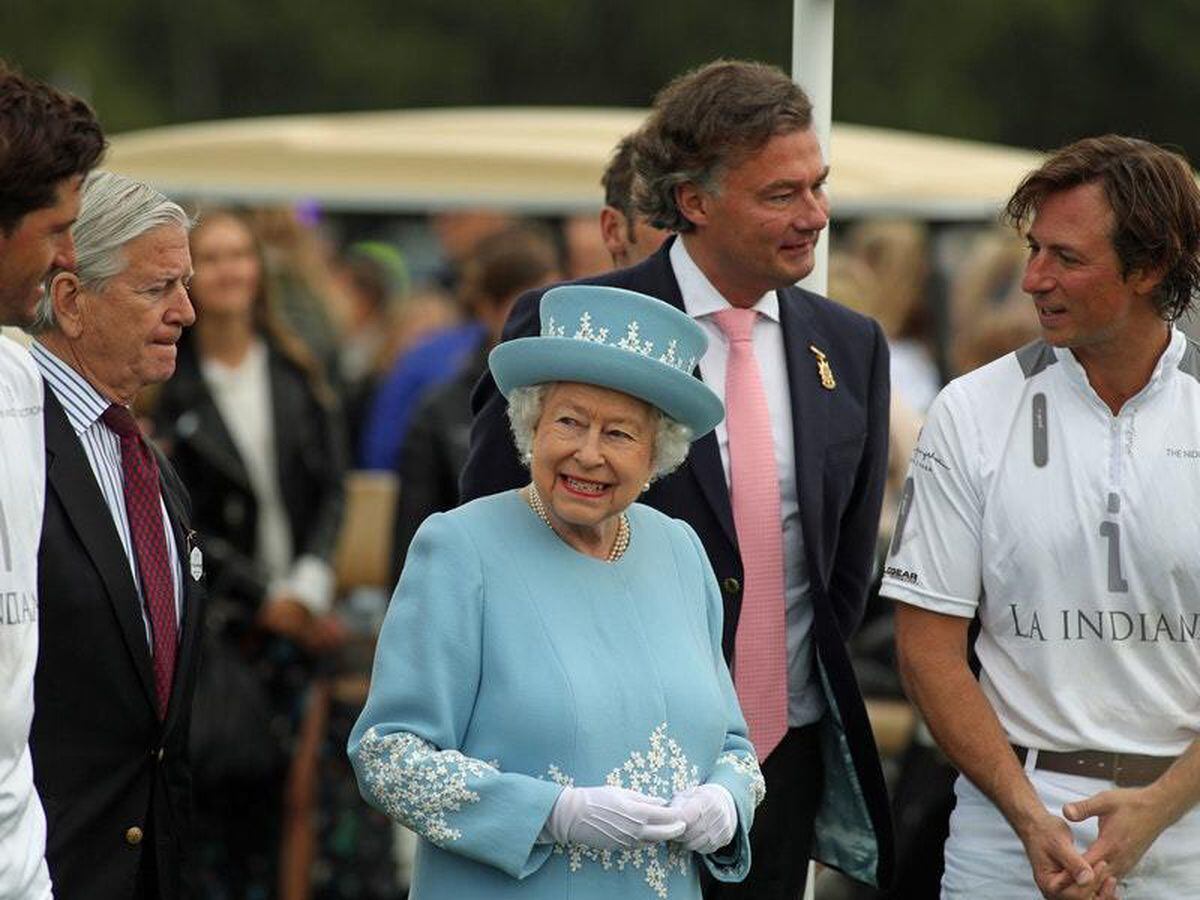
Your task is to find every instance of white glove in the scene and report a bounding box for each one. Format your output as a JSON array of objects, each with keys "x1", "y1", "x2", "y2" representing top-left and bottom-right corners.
[
  {"x1": 669, "y1": 784, "x2": 738, "y2": 853},
  {"x1": 542, "y1": 785, "x2": 687, "y2": 850}
]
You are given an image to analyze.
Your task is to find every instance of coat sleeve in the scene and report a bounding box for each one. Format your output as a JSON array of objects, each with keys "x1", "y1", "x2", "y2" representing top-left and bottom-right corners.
[
  {"x1": 458, "y1": 289, "x2": 542, "y2": 503},
  {"x1": 391, "y1": 391, "x2": 454, "y2": 584},
  {"x1": 294, "y1": 383, "x2": 349, "y2": 563},
  {"x1": 682, "y1": 524, "x2": 765, "y2": 883},
  {"x1": 347, "y1": 512, "x2": 563, "y2": 879}
]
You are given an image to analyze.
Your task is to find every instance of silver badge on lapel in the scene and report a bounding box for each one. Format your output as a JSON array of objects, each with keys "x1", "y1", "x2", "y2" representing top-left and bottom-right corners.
[{"x1": 189, "y1": 545, "x2": 203, "y2": 582}]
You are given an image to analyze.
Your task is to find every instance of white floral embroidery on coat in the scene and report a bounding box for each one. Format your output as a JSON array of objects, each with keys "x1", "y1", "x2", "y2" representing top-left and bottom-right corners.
[
  {"x1": 716, "y1": 751, "x2": 766, "y2": 806},
  {"x1": 547, "y1": 723, "x2": 700, "y2": 899},
  {"x1": 357, "y1": 727, "x2": 498, "y2": 846}
]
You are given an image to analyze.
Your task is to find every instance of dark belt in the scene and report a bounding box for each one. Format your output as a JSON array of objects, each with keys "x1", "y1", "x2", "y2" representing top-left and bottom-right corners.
[{"x1": 1012, "y1": 744, "x2": 1177, "y2": 788}]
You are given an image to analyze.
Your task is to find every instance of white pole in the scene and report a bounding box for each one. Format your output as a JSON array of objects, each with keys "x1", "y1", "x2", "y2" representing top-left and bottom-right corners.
[
  {"x1": 791, "y1": 6, "x2": 835, "y2": 897},
  {"x1": 793, "y1": 5, "x2": 834, "y2": 894},
  {"x1": 793, "y1": 0, "x2": 835, "y2": 298}
]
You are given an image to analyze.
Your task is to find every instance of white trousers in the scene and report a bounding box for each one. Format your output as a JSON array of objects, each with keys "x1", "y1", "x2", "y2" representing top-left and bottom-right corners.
[{"x1": 941, "y1": 752, "x2": 1200, "y2": 899}]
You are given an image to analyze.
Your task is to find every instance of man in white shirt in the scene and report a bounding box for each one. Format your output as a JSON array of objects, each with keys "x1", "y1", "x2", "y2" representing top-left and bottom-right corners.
[
  {"x1": 462, "y1": 59, "x2": 893, "y2": 898},
  {"x1": 0, "y1": 62, "x2": 103, "y2": 900},
  {"x1": 884, "y1": 135, "x2": 1200, "y2": 899}
]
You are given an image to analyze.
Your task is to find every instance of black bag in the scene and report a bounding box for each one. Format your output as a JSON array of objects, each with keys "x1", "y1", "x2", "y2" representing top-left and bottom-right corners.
[{"x1": 189, "y1": 620, "x2": 280, "y2": 787}]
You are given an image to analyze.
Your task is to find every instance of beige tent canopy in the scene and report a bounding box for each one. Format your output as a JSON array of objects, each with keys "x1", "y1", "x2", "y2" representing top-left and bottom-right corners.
[{"x1": 104, "y1": 107, "x2": 1042, "y2": 220}]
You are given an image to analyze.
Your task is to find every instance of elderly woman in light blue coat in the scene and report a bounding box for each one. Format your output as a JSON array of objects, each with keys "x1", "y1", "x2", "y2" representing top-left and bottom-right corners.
[{"x1": 349, "y1": 285, "x2": 764, "y2": 900}]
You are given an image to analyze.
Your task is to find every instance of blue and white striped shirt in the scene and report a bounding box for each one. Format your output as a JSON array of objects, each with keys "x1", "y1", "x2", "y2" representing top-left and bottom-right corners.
[{"x1": 32, "y1": 341, "x2": 184, "y2": 650}]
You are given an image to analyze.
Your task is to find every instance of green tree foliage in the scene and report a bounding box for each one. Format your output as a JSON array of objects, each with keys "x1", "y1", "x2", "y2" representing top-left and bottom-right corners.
[{"x1": 4, "y1": 0, "x2": 1200, "y2": 159}]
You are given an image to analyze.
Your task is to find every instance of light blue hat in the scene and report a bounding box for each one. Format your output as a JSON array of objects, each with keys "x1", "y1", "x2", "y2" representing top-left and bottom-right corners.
[{"x1": 489, "y1": 285, "x2": 724, "y2": 438}]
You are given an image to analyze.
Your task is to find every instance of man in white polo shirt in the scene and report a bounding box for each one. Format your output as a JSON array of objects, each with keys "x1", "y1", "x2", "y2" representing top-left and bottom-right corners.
[
  {"x1": 884, "y1": 134, "x2": 1200, "y2": 899},
  {"x1": 0, "y1": 62, "x2": 103, "y2": 900}
]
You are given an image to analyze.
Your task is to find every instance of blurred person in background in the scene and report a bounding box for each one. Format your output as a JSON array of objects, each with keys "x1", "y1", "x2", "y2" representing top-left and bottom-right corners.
[
  {"x1": 947, "y1": 228, "x2": 1028, "y2": 339},
  {"x1": 823, "y1": 251, "x2": 920, "y2": 560},
  {"x1": 360, "y1": 216, "x2": 547, "y2": 471},
  {"x1": 599, "y1": 133, "x2": 670, "y2": 269},
  {"x1": 151, "y1": 208, "x2": 347, "y2": 899},
  {"x1": 563, "y1": 134, "x2": 672, "y2": 279},
  {"x1": 333, "y1": 240, "x2": 411, "y2": 457},
  {"x1": 845, "y1": 219, "x2": 942, "y2": 412},
  {"x1": 250, "y1": 205, "x2": 351, "y2": 385},
  {"x1": 563, "y1": 212, "x2": 610, "y2": 279},
  {"x1": 886, "y1": 135, "x2": 1200, "y2": 898},
  {"x1": 0, "y1": 61, "x2": 102, "y2": 900},
  {"x1": 357, "y1": 210, "x2": 525, "y2": 470},
  {"x1": 391, "y1": 222, "x2": 560, "y2": 579},
  {"x1": 953, "y1": 301, "x2": 1041, "y2": 376},
  {"x1": 29, "y1": 171, "x2": 199, "y2": 900},
  {"x1": 357, "y1": 290, "x2": 482, "y2": 470},
  {"x1": 428, "y1": 208, "x2": 514, "y2": 293}
]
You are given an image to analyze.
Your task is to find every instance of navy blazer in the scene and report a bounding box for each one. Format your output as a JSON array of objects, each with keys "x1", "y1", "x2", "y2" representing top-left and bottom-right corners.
[
  {"x1": 460, "y1": 238, "x2": 894, "y2": 887},
  {"x1": 34, "y1": 386, "x2": 204, "y2": 900}
]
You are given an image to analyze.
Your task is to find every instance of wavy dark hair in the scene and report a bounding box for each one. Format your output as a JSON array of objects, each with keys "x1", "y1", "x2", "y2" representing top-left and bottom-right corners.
[
  {"x1": 1004, "y1": 135, "x2": 1200, "y2": 322},
  {"x1": 0, "y1": 62, "x2": 105, "y2": 232},
  {"x1": 631, "y1": 59, "x2": 812, "y2": 233}
]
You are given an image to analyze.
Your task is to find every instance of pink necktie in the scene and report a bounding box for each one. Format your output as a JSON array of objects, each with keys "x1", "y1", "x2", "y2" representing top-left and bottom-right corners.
[
  {"x1": 711, "y1": 308, "x2": 788, "y2": 762},
  {"x1": 102, "y1": 405, "x2": 177, "y2": 719}
]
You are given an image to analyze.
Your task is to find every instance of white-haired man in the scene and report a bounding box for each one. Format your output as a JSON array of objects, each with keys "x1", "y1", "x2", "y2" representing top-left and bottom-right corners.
[{"x1": 28, "y1": 170, "x2": 202, "y2": 900}]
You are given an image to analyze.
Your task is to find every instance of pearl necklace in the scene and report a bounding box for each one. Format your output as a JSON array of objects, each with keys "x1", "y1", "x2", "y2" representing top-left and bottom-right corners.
[{"x1": 525, "y1": 484, "x2": 630, "y2": 562}]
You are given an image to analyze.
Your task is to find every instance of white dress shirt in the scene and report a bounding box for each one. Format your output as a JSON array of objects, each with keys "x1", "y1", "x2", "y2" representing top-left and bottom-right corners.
[
  {"x1": 32, "y1": 341, "x2": 184, "y2": 647},
  {"x1": 672, "y1": 238, "x2": 825, "y2": 726}
]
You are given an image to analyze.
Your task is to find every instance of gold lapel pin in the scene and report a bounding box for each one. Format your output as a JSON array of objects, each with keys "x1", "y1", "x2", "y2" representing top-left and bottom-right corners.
[{"x1": 809, "y1": 345, "x2": 836, "y2": 390}]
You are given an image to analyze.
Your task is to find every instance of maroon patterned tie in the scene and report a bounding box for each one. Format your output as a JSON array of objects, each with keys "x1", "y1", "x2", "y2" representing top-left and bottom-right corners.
[{"x1": 102, "y1": 404, "x2": 177, "y2": 718}]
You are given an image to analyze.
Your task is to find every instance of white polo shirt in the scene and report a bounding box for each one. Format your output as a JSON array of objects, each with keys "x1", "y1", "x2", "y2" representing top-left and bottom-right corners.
[
  {"x1": 881, "y1": 329, "x2": 1200, "y2": 756},
  {"x1": 0, "y1": 337, "x2": 52, "y2": 898}
]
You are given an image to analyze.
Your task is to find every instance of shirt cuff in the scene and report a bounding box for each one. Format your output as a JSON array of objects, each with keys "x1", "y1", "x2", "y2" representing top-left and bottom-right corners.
[
  {"x1": 880, "y1": 581, "x2": 977, "y2": 618},
  {"x1": 279, "y1": 554, "x2": 335, "y2": 615}
]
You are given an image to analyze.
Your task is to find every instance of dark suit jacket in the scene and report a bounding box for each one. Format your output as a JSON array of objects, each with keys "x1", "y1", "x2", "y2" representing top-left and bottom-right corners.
[
  {"x1": 392, "y1": 345, "x2": 487, "y2": 583},
  {"x1": 33, "y1": 387, "x2": 204, "y2": 900},
  {"x1": 151, "y1": 336, "x2": 347, "y2": 615},
  {"x1": 460, "y1": 238, "x2": 895, "y2": 887}
]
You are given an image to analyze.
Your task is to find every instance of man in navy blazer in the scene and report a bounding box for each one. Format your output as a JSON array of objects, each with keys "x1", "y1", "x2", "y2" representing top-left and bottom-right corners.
[
  {"x1": 461, "y1": 60, "x2": 893, "y2": 897},
  {"x1": 29, "y1": 172, "x2": 201, "y2": 900}
]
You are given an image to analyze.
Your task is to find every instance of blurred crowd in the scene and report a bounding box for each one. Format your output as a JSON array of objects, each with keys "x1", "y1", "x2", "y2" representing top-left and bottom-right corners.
[{"x1": 120, "y1": 159, "x2": 1053, "y2": 898}]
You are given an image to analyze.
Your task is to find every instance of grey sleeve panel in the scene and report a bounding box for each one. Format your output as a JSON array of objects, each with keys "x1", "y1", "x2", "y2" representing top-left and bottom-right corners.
[
  {"x1": 1178, "y1": 338, "x2": 1200, "y2": 383},
  {"x1": 1015, "y1": 340, "x2": 1057, "y2": 379}
]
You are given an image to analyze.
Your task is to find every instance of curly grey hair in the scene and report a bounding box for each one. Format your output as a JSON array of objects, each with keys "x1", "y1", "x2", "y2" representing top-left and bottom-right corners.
[
  {"x1": 507, "y1": 384, "x2": 692, "y2": 481},
  {"x1": 28, "y1": 170, "x2": 191, "y2": 333}
]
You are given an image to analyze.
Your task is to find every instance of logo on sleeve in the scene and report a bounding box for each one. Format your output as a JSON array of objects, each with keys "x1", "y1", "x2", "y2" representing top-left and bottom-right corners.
[
  {"x1": 910, "y1": 446, "x2": 952, "y2": 474},
  {"x1": 884, "y1": 566, "x2": 920, "y2": 585}
]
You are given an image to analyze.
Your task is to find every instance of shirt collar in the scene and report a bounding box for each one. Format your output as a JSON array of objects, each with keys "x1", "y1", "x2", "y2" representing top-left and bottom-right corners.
[
  {"x1": 670, "y1": 237, "x2": 781, "y2": 323},
  {"x1": 1053, "y1": 326, "x2": 1188, "y2": 403},
  {"x1": 30, "y1": 340, "x2": 113, "y2": 436}
]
